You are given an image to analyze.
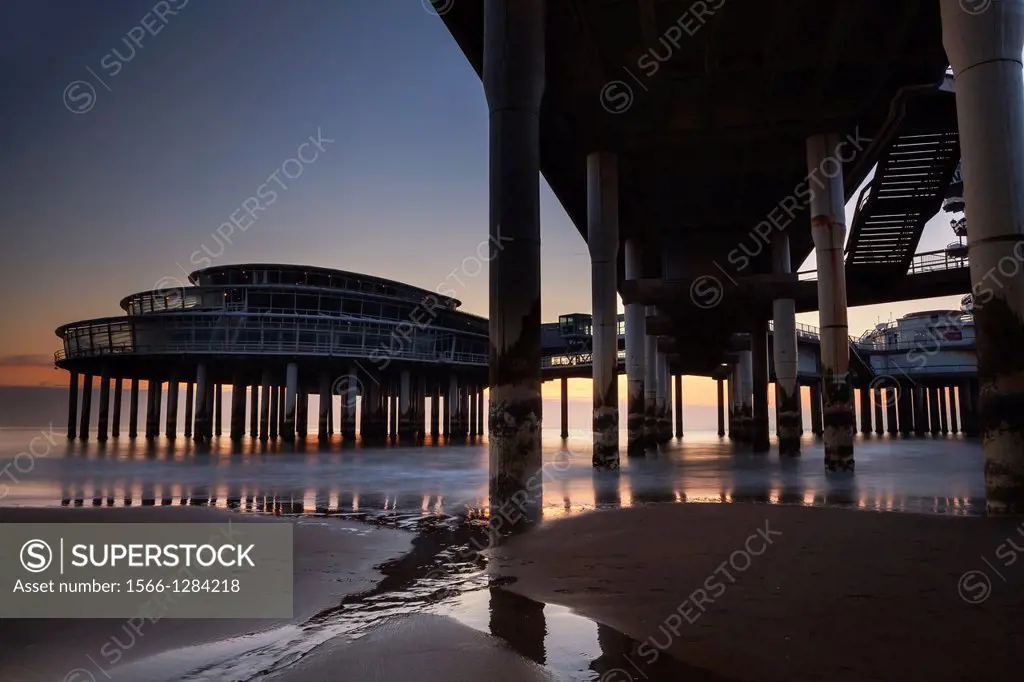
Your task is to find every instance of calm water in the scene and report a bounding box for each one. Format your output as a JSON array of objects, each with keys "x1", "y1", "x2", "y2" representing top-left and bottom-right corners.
[{"x1": 0, "y1": 427, "x2": 984, "y2": 516}]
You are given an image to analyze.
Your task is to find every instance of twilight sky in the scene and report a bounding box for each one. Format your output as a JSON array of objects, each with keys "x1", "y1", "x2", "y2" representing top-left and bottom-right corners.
[{"x1": 0, "y1": 0, "x2": 962, "y2": 398}]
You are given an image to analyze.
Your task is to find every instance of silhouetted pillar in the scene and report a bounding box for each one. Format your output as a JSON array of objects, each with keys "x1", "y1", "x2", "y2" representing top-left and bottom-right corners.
[
  {"x1": 259, "y1": 370, "x2": 271, "y2": 441},
  {"x1": 949, "y1": 385, "x2": 959, "y2": 434},
  {"x1": 960, "y1": 379, "x2": 977, "y2": 436},
  {"x1": 214, "y1": 384, "x2": 223, "y2": 437},
  {"x1": 886, "y1": 387, "x2": 898, "y2": 435},
  {"x1": 318, "y1": 372, "x2": 330, "y2": 442},
  {"x1": 79, "y1": 374, "x2": 93, "y2": 440},
  {"x1": 729, "y1": 365, "x2": 741, "y2": 438},
  {"x1": 67, "y1": 371, "x2": 79, "y2": 440},
  {"x1": 129, "y1": 378, "x2": 140, "y2": 438},
  {"x1": 342, "y1": 366, "x2": 358, "y2": 440},
  {"x1": 674, "y1": 374, "x2": 683, "y2": 437},
  {"x1": 624, "y1": 240, "x2": 646, "y2": 454},
  {"x1": 560, "y1": 376, "x2": 569, "y2": 438},
  {"x1": 166, "y1": 377, "x2": 180, "y2": 439},
  {"x1": 485, "y1": 0, "x2": 545, "y2": 495},
  {"x1": 476, "y1": 387, "x2": 484, "y2": 436},
  {"x1": 929, "y1": 387, "x2": 941, "y2": 435},
  {"x1": 897, "y1": 380, "x2": 912, "y2": 435},
  {"x1": 283, "y1": 362, "x2": 298, "y2": 442},
  {"x1": 859, "y1": 387, "x2": 872, "y2": 434},
  {"x1": 738, "y1": 349, "x2": 753, "y2": 442},
  {"x1": 399, "y1": 370, "x2": 413, "y2": 439},
  {"x1": 913, "y1": 386, "x2": 927, "y2": 436},
  {"x1": 751, "y1": 325, "x2": 771, "y2": 452},
  {"x1": 643, "y1": 308, "x2": 658, "y2": 445},
  {"x1": 587, "y1": 150, "x2": 620, "y2": 467},
  {"x1": 449, "y1": 375, "x2": 463, "y2": 438},
  {"x1": 942, "y1": 0, "x2": 1024, "y2": 511},
  {"x1": 328, "y1": 392, "x2": 335, "y2": 436},
  {"x1": 469, "y1": 383, "x2": 478, "y2": 438},
  {"x1": 939, "y1": 386, "x2": 950, "y2": 434},
  {"x1": 658, "y1": 353, "x2": 674, "y2": 444},
  {"x1": 772, "y1": 232, "x2": 800, "y2": 455},
  {"x1": 145, "y1": 380, "x2": 158, "y2": 439},
  {"x1": 809, "y1": 382, "x2": 823, "y2": 436},
  {"x1": 248, "y1": 383, "x2": 257, "y2": 438},
  {"x1": 270, "y1": 384, "x2": 280, "y2": 440},
  {"x1": 111, "y1": 378, "x2": 122, "y2": 438},
  {"x1": 97, "y1": 367, "x2": 110, "y2": 442},
  {"x1": 231, "y1": 373, "x2": 246, "y2": 440},
  {"x1": 442, "y1": 383, "x2": 451, "y2": 436},
  {"x1": 430, "y1": 382, "x2": 441, "y2": 438},
  {"x1": 873, "y1": 388, "x2": 884, "y2": 436},
  {"x1": 717, "y1": 377, "x2": 726, "y2": 436},
  {"x1": 192, "y1": 367, "x2": 207, "y2": 442}
]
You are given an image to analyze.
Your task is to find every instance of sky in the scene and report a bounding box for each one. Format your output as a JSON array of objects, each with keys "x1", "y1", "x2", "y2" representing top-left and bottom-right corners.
[{"x1": 0, "y1": 0, "x2": 964, "y2": 421}]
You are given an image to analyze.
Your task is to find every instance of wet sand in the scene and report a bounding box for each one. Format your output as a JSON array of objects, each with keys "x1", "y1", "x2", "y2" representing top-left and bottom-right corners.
[
  {"x1": 489, "y1": 503, "x2": 1024, "y2": 682},
  {"x1": 0, "y1": 507, "x2": 412, "y2": 681}
]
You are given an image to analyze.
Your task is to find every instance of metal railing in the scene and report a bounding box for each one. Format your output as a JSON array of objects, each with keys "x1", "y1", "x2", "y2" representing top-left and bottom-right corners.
[{"x1": 796, "y1": 248, "x2": 970, "y2": 281}]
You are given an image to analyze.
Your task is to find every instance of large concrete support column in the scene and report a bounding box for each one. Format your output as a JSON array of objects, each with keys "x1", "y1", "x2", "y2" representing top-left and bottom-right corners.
[
  {"x1": 229, "y1": 375, "x2": 245, "y2": 440},
  {"x1": 939, "y1": 386, "x2": 950, "y2": 434},
  {"x1": 194, "y1": 365, "x2": 209, "y2": 442},
  {"x1": 885, "y1": 388, "x2": 898, "y2": 435},
  {"x1": 442, "y1": 382, "x2": 452, "y2": 437},
  {"x1": 897, "y1": 380, "x2": 912, "y2": 435},
  {"x1": 772, "y1": 233, "x2": 800, "y2": 455},
  {"x1": 587, "y1": 150, "x2": 620, "y2": 468},
  {"x1": 417, "y1": 375, "x2": 429, "y2": 440},
  {"x1": 144, "y1": 380, "x2": 158, "y2": 440},
  {"x1": 643, "y1": 309, "x2": 659, "y2": 445},
  {"x1": 809, "y1": 382, "x2": 823, "y2": 436},
  {"x1": 559, "y1": 376, "x2": 569, "y2": 438},
  {"x1": 97, "y1": 368, "x2": 110, "y2": 442},
  {"x1": 297, "y1": 388, "x2": 308, "y2": 439},
  {"x1": 751, "y1": 325, "x2": 771, "y2": 453},
  {"x1": 929, "y1": 387, "x2": 942, "y2": 435},
  {"x1": 431, "y1": 383, "x2": 441, "y2": 439},
  {"x1": 476, "y1": 388, "x2": 485, "y2": 437},
  {"x1": 154, "y1": 381, "x2": 163, "y2": 437},
  {"x1": 318, "y1": 373, "x2": 330, "y2": 442},
  {"x1": 111, "y1": 378, "x2": 122, "y2": 438},
  {"x1": 342, "y1": 367, "x2": 358, "y2": 440},
  {"x1": 943, "y1": 0, "x2": 1024, "y2": 511},
  {"x1": 259, "y1": 370, "x2": 271, "y2": 441},
  {"x1": 166, "y1": 378, "x2": 180, "y2": 439},
  {"x1": 717, "y1": 378, "x2": 726, "y2": 437},
  {"x1": 129, "y1": 378, "x2": 140, "y2": 439},
  {"x1": 214, "y1": 384, "x2": 223, "y2": 437},
  {"x1": 729, "y1": 365, "x2": 741, "y2": 438},
  {"x1": 79, "y1": 374, "x2": 93, "y2": 441},
  {"x1": 950, "y1": 386, "x2": 960, "y2": 434},
  {"x1": 656, "y1": 352, "x2": 672, "y2": 445},
  {"x1": 624, "y1": 240, "x2": 646, "y2": 455},
  {"x1": 67, "y1": 371, "x2": 79, "y2": 440},
  {"x1": 282, "y1": 362, "x2": 298, "y2": 442},
  {"x1": 873, "y1": 388, "x2": 885, "y2": 436},
  {"x1": 485, "y1": 0, "x2": 545, "y2": 495},
  {"x1": 960, "y1": 379, "x2": 977, "y2": 436},
  {"x1": 674, "y1": 374, "x2": 683, "y2": 438},
  {"x1": 859, "y1": 388, "x2": 872, "y2": 434},
  {"x1": 469, "y1": 384, "x2": 478, "y2": 438},
  {"x1": 738, "y1": 350, "x2": 754, "y2": 442},
  {"x1": 449, "y1": 375, "x2": 463, "y2": 438},
  {"x1": 399, "y1": 371, "x2": 413, "y2": 439},
  {"x1": 807, "y1": 133, "x2": 855, "y2": 471},
  {"x1": 913, "y1": 386, "x2": 927, "y2": 436}
]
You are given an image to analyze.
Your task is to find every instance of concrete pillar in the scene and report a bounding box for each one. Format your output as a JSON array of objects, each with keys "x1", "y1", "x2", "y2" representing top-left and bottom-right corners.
[
  {"x1": 342, "y1": 367, "x2": 358, "y2": 440},
  {"x1": 79, "y1": 374, "x2": 93, "y2": 441},
  {"x1": 390, "y1": 382, "x2": 399, "y2": 439},
  {"x1": 214, "y1": 384, "x2": 223, "y2": 437},
  {"x1": 67, "y1": 371, "x2": 79, "y2": 440},
  {"x1": 449, "y1": 375, "x2": 463, "y2": 438},
  {"x1": 145, "y1": 380, "x2": 158, "y2": 439},
  {"x1": 559, "y1": 376, "x2": 569, "y2": 438},
  {"x1": 717, "y1": 377, "x2": 726, "y2": 437},
  {"x1": 399, "y1": 370, "x2": 413, "y2": 439},
  {"x1": 318, "y1": 373, "x2": 330, "y2": 442},
  {"x1": 485, "y1": 0, "x2": 545, "y2": 495},
  {"x1": 873, "y1": 388, "x2": 885, "y2": 436},
  {"x1": 431, "y1": 382, "x2": 441, "y2": 439},
  {"x1": 729, "y1": 365, "x2": 741, "y2": 438},
  {"x1": 154, "y1": 381, "x2": 163, "y2": 437},
  {"x1": 282, "y1": 362, "x2": 298, "y2": 442},
  {"x1": 111, "y1": 378, "x2": 122, "y2": 438},
  {"x1": 897, "y1": 380, "x2": 912, "y2": 435},
  {"x1": 809, "y1": 382, "x2": 824, "y2": 436},
  {"x1": 772, "y1": 233, "x2": 800, "y2": 455},
  {"x1": 229, "y1": 375, "x2": 244, "y2": 440},
  {"x1": 939, "y1": 386, "x2": 950, "y2": 434},
  {"x1": 738, "y1": 349, "x2": 754, "y2": 442},
  {"x1": 417, "y1": 375, "x2": 428, "y2": 440},
  {"x1": 624, "y1": 240, "x2": 646, "y2": 454},
  {"x1": 929, "y1": 387, "x2": 941, "y2": 435},
  {"x1": 259, "y1": 370, "x2": 271, "y2": 441},
  {"x1": 807, "y1": 133, "x2": 855, "y2": 471},
  {"x1": 960, "y1": 379, "x2": 977, "y2": 436},
  {"x1": 269, "y1": 385, "x2": 280, "y2": 440},
  {"x1": 587, "y1": 150, "x2": 620, "y2": 467},
  {"x1": 476, "y1": 387, "x2": 485, "y2": 437},
  {"x1": 166, "y1": 378, "x2": 179, "y2": 439},
  {"x1": 247, "y1": 383, "x2": 257, "y2": 438},
  {"x1": 97, "y1": 367, "x2": 110, "y2": 442},
  {"x1": 674, "y1": 374, "x2": 683, "y2": 438},
  {"x1": 886, "y1": 388, "x2": 898, "y2": 435},
  {"x1": 469, "y1": 383, "x2": 478, "y2": 438},
  {"x1": 943, "y1": 0, "x2": 1024, "y2": 511},
  {"x1": 656, "y1": 352, "x2": 672, "y2": 444},
  {"x1": 643, "y1": 309, "x2": 658, "y2": 445},
  {"x1": 442, "y1": 383, "x2": 451, "y2": 437},
  {"x1": 950, "y1": 385, "x2": 960, "y2": 434},
  {"x1": 751, "y1": 326, "x2": 771, "y2": 453},
  {"x1": 859, "y1": 387, "x2": 872, "y2": 434},
  {"x1": 193, "y1": 365, "x2": 208, "y2": 442},
  {"x1": 913, "y1": 386, "x2": 927, "y2": 436},
  {"x1": 459, "y1": 389, "x2": 470, "y2": 438},
  {"x1": 129, "y1": 378, "x2": 140, "y2": 438}
]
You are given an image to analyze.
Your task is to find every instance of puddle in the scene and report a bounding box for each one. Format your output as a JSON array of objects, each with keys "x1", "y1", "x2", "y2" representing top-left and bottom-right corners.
[{"x1": 114, "y1": 508, "x2": 729, "y2": 681}]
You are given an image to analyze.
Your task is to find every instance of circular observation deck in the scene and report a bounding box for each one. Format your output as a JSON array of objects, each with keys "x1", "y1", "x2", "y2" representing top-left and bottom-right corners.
[{"x1": 55, "y1": 264, "x2": 488, "y2": 383}]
